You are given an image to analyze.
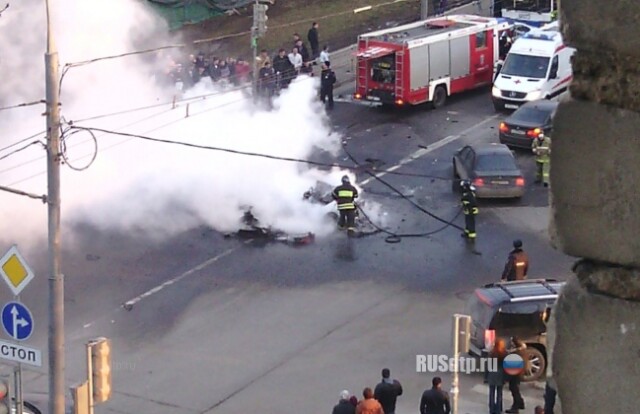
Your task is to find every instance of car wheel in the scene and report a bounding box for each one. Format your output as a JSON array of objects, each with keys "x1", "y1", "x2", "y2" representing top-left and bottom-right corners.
[
  {"x1": 523, "y1": 346, "x2": 546, "y2": 382},
  {"x1": 493, "y1": 101, "x2": 504, "y2": 112},
  {"x1": 431, "y1": 85, "x2": 447, "y2": 109},
  {"x1": 453, "y1": 161, "x2": 459, "y2": 178}
]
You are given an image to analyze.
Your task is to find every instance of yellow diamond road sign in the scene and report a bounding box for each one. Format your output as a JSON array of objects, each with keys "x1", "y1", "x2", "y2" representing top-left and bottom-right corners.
[{"x1": 0, "y1": 246, "x2": 35, "y2": 296}]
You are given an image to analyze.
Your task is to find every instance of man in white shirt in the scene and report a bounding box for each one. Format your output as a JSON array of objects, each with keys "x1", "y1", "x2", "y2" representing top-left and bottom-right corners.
[
  {"x1": 319, "y1": 45, "x2": 330, "y2": 65},
  {"x1": 288, "y1": 47, "x2": 303, "y2": 74}
]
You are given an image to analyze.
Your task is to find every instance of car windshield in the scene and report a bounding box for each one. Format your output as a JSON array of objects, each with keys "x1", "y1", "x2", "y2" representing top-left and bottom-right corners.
[
  {"x1": 511, "y1": 107, "x2": 551, "y2": 124},
  {"x1": 501, "y1": 53, "x2": 550, "y2": 78},
  {"x1": 475, "y1": 153, "x2": 517, "y2": 172},
  {"x1": 370, "y1": 54, "x2": 395, "y2": 84}
]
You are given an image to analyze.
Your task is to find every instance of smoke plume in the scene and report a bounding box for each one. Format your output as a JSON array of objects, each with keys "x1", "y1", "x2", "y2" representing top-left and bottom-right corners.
[{"x1": 0, "y1": 0, "x2": 374, "y2": 249}]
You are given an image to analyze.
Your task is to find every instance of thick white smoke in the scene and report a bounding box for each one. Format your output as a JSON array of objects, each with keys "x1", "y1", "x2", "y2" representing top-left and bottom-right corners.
[{"x1": 0, "y1": 0, "x2": 377, "y2": 248}]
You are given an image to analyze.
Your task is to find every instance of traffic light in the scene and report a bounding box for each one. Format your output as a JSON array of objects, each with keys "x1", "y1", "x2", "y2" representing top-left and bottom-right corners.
[
  {"x1": 0, "y1": 376, "x2": 11, "y2": 414},
  {"x1": 253, "y1": 3, "x2": 268, "y2": 37},
  {"x1": 90, "y1": 337, "x2": 112, "y2": 403}
]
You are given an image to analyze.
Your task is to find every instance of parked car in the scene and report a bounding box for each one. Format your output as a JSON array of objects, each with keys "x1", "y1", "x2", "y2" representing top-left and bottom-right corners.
[
  {"x1": 465, "y1": 279, "x2": 564, "y2": 382},
  {"x1": 452, "y1": 143, "x2": 525, "y2": 198},
  {"x1": 499, "y1": 100, "x2": 559, "y2": 149}
]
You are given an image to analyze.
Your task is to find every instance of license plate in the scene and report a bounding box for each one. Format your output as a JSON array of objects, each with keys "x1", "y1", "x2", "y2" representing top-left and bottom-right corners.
[
  {"x1": 512, "y1": 129, "x2": 525, "y2": 135},
  {"x1": 367, "y1": 96, "x2": 380, "y2": 101},
  {"x1": 505, "y1": 104, "x2": 518, "y2": 109},
  {"x1": 492, "y1": 181, "x2": 509, "y2": 185}
]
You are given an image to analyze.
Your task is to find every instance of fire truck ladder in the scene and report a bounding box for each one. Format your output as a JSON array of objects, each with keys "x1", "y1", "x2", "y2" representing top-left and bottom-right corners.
[
  {"x1": 357, "y1": 43, "x2": 369, "y2": 94},
  {"x1": 395, "y1": 51, "x2": 404, "y2": 99}
]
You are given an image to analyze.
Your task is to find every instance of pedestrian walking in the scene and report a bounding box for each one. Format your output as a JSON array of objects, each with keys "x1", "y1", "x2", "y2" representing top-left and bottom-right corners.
[
  {"x1": 333, "y1": 390, "x2": 356, "y2": 414},
  {"x1": 419, "y1": 376, "x2": 451, "y2": 414},
  {"x1": 460, "y1": 179, "x2": 478, "y2": 240},
  {"x1": 501, "y1": 239, "x2": 529, "y2": 281},
  {"x1": 532, "y1": 133, "x2": 551, "y2": 187},
  {"x1": 320, "y1": 61, "x2": 337, "y2": 110},
  {"x1": 505, "y1": 336, "x2": 527, "y2": 413},
  {"x1": 374, "y1": 368, "x2": 403, "y2": 414},
  {"x1": 332, "y1": 175, "x2": 358, "y2": 236},
  {"x1": 355, "y1": 388, "x2": 383, "y2": 414},
  {"x1": 308, "y1": 22, "x2": 320, "y2": 59},
  {"x1": 488, "y1": 339, "x2": 507, "y2": 414}
]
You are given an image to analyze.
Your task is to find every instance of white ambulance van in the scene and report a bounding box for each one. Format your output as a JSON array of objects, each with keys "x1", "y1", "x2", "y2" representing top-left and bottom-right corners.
[{"x1": 491, "y1": 23, "x2": 575, "y2": 111}]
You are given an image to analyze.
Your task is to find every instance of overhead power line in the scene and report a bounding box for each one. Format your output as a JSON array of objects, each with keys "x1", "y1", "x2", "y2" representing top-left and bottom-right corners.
[
  {"x1": 67, "y1": 125, "x2": 450, "y2": 181},
  {"x1": 0, "y1": 99, "x2": 46, "y2": 113},
  {"x1": 0, "y1": 140, "x2": 44, "y2": 162},
  {"x1": 0, "y1": 183, "x2": 47, "y2": 203},
  {"x1": 0, "y1": 130, "x2": 46, "y2": 154}
]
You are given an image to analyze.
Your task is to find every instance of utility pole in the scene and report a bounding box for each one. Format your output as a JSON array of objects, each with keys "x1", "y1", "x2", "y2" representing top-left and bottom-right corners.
[
  {"x1": 44, "y1": 0, "x2": 65, "y2": 413},
  {"x1": 421, "y1": 0, "x2": 428, "y2": 19},
  {"x1": 251, "y1": 26, "x2": 259, "y2": 101},
  {"x1": 251, "y1": 0, "x2": 268, "y2": 102}
]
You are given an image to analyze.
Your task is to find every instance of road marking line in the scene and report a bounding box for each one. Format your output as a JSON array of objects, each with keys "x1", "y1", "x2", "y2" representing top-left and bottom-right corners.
[
  {"x1": 359, "y1": 114, "x2": 499, "y2": 186},
  {"x1": 121, "y1": 240, "x2": 251, "y2": 309}
]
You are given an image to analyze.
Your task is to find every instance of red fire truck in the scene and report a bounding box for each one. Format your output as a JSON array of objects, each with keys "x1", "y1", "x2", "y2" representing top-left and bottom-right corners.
[{"x1": 354, "y1": 15, "x2": 512, "y2": 108}]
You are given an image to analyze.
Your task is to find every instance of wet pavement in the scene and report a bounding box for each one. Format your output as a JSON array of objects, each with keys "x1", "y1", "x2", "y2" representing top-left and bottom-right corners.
[{"x1": 9, "y1": 85, "x2": 571, "y2": 414}]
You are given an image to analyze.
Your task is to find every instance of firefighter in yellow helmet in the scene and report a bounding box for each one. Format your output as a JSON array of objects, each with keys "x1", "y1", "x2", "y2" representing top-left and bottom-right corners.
[{"x1": 532, "y1": 132, "x2": 551, "y2": 187}]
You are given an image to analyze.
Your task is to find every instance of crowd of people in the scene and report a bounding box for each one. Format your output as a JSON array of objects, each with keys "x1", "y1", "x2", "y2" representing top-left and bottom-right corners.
[
  {"x1": 332, "y1": 369, "x2": 404, "y2": 414},
  {"x1": 155, "y1": 21, "x2": 337, "y2": 109}
]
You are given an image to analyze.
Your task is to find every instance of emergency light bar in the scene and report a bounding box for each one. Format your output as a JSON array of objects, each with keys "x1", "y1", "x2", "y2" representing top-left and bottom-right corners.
[{"x1": 523, "y1": 32, "x2": 557, "y2": 41}]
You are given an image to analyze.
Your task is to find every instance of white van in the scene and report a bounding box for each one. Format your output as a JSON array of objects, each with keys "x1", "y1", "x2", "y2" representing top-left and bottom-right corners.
[{"x1": 491, "y1": 25, "x2": 575, "y2": 111}]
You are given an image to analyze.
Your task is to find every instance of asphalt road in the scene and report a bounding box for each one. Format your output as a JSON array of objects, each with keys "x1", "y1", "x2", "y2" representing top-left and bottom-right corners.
[{"x1": 5, "y1": 85, "x2": 572, "y2": 414}]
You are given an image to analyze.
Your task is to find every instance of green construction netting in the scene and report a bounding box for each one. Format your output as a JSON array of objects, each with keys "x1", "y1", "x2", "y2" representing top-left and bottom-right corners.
[{"x1": 146, "y1": 0, "x2": 255, "y2": 30}]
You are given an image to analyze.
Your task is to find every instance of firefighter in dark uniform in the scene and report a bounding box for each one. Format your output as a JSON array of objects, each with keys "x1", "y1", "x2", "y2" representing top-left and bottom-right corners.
[
  {"x1": 332, "y1": 175, "x2": 359, "y2": 234},
  {"x1": 501, "y1": 239, "x2": 530, "y2": 281},
  {"x1": 460, "y1": 180, "x2": 478, "y2": 240}
]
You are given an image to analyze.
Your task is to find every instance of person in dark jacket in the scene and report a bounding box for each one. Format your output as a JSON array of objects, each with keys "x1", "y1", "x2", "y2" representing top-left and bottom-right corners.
[
  {"x1": 502, "y1": 239, "x2": 529, "y2": 281},
  {"x1": 420, "y1": 377, "x2": 450, "y2": 414},
  {"x1": 374, "y1": 368, "x2": 403, "y2": 414},
  {"x1": 258, "y1": 61, "x2": 276, "y2": 100},
  {"x1": 505, "y1": 337, "x2": 527, "y2": 413},
  {"x1": 333, "y1": 390, "x2": 356, "y2": 414},
  {"x1": 488, "y1": 339, "x2": 508, "y2": 414},
  {"x1": 320, "y1": 61, "x2": 337, "y2": 110},
  {"x1": 307, "y1": 22, "x2": 320, "y2": 59},
  {"x1": 272, "y1": 48, "x2": 294, "y2": 89},
  {"x1": 295, "y1": 39, "x2": 311, "y2": 73}
]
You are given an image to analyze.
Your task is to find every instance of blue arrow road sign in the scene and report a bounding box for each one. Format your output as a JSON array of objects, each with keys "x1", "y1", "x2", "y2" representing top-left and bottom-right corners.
[{"x1": 1, "y1": 302, "x2": 33, "y2": 341}]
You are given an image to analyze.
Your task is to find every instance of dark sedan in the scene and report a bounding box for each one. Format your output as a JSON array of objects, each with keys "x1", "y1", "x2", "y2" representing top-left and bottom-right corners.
[
  {"x1": 499, "y1": 100, "x2": 558, "y2": 149},
  {"x1": 453, "y1": 143, "x2": 525, "y2": 198}
]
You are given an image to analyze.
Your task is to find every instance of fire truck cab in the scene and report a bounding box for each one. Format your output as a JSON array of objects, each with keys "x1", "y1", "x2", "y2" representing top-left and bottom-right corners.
[{"x1": 354, "y1": 15, "x2": 512, "y2": 108}]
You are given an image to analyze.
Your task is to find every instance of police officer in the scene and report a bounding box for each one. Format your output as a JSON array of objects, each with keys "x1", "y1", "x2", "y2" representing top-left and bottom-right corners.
[
  {"x1": 532, "y1": 133, "x2": 552, "y2": 187},
  {"x1": 320, "y1": 61, "x2": 337, "y2": 110},
  {"x1": 460, "y1": 180, "x2": 478, "y2": 240},
  {"x1": 332, "y1": 175, "x2": 359, "y2": 234},
  {"x1": 502, "y1": 239, "x2": 529, "y2": 281}
]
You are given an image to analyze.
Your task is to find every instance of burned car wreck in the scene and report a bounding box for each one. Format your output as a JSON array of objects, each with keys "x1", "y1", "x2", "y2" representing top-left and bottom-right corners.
[{"x1": 224, "y1": 181, "x2": 380, "y2": 246}]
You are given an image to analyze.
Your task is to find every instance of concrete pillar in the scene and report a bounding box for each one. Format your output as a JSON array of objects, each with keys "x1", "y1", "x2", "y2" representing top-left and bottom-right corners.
[{"x1": 548, "y1": 1, "x2": 640, "y2": 413}]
